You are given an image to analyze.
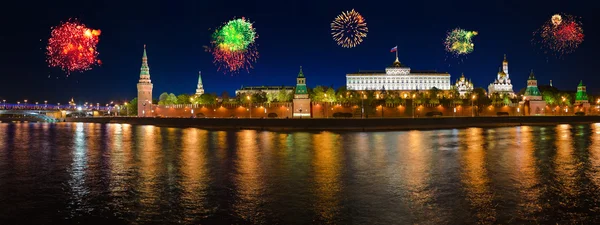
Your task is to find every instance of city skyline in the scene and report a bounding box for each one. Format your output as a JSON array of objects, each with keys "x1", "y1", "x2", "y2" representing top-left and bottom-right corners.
[{"x1": 0, "y1": 0, "x2": 598, "y2": 103}]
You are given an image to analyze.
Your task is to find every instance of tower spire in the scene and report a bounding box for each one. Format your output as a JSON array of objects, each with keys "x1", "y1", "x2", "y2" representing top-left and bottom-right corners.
[
  {"x1": 137, "y1": 45, "x2": 153, "y2": 117},
  {"x1": 195, "y1": 71, "x2": 204, "y2": 95}
]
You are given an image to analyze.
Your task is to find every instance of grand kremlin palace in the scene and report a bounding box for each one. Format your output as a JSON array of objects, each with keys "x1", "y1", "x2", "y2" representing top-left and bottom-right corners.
[{"x1": 346, "y1": 57, "x2": 451, "y2": 91}]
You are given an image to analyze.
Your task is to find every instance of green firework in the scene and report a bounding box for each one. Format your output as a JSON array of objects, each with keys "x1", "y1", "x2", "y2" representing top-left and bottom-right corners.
[
  {"x1": 445, "y1": 28, "x2": 478, "y2": 55},
  {"x1": 212, "y1": 18, "x2": 256, "y2": 52}
]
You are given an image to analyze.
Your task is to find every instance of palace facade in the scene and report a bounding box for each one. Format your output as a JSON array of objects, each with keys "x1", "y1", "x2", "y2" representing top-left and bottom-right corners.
[{"x1": 346, "y1": 56, "x2": 451, "y2": 91}]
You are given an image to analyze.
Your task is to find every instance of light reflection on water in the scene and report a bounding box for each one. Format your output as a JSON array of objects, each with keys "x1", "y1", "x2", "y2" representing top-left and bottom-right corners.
[{"x1": 3, "y1": 123, "x2": 600, "y2": 223}]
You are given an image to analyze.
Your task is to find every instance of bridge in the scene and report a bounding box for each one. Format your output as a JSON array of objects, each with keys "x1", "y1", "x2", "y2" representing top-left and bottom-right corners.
[{"x1": 0, "y1": 104, "x2": 112, "y2": 122}]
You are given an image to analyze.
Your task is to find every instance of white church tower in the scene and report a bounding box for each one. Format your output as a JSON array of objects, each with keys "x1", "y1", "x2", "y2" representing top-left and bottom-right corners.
[{"x1": 488, "y1": 54, "x2": 514, "y2": 97}]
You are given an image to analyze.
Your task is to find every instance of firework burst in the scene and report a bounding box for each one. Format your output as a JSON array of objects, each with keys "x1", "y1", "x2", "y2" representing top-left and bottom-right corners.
[
  {"x1": 534, "y1": 13, "x2": 584, "y2": 56},
  {"x1": 444, "y1": 28, "x2": 478, "y2": 56},
  {"x1": 331, "y1": 9, "x2": 368, "y2": 48},
  {"x1": 209, "y1": 18, "x2": 258, "y2": 73},
  {"x1": 46, "y1": 19, "x2": 101, "y2": 74}
]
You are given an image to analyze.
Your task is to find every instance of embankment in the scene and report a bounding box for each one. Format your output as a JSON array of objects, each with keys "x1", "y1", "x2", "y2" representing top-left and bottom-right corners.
[{"x1": 64, "y1": 116, "x2": 600, "y2": 131}]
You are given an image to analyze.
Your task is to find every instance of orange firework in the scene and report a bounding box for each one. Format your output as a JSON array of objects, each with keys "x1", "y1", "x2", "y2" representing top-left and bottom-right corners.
[{"x1": 46, "y1": 19, "x2": 101, "y2": 74}]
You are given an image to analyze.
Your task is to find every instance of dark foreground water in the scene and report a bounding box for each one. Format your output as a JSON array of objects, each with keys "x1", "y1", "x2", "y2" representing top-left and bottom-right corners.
[{"x1": 2, "y1": 123, "x2": 600, "y2": 224}]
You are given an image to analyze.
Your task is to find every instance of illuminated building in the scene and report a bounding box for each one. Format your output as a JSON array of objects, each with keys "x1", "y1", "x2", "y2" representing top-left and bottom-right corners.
[
  {"x1": 487, "y1": 54, "x2": 514, "y2": 96},
  {"x1": 293, "y1": 66, "x2": 311, "y2": 117},
  {"x1": 454, "y1": 73, "x2": 474, "y2": 97},
  {"x1": 522, "y1": 70, "x2": 545, "y2": 115},
  {"x1": 137, "y1": 45, "x2": 153, "y2": 117},
  {"x1": 575, "y1": 80, "x2": 589, "y2": 105},
  {"x1": 346, "y1": 55, "x2": 451, "y2": 91}
]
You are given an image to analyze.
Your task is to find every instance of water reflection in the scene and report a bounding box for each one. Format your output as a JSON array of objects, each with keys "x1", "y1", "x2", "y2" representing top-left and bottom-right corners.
[
  {"x1": 137, "y1": 125, "x2": 161, "y2": 220},
  {"x1": 233, "y1": 130, "x2": 266, "y2": 223},
  {"x1": 3, "y1": 123, "x2": 600, "y2": 223},
  {"x1": 67, "y1": 122, "x2": 89, "y2": 217},
  {"x1": 512, "y1": 126, "x2": 542, "y2": 221},
  {"x1": 460, "y1": 127, "x2": 496, "y2": 224},
  {"x1": 180, "y1": 128, "x2": 211, "y2": 221},
  {"x1": 312, "y1": 132, "x2": 342, "y2": 224}
]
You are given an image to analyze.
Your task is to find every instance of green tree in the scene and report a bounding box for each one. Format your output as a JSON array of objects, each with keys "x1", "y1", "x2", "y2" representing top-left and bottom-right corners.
[
  {"x1": 221, "y1": 91, "x2": 230, "y2": 102},
  {"x1": 542, "y1": 90, "x2": 557, "y2": 105},
  {"x1": 490, "y1": 93, "x2": 502, "y2": 105},
  {"x1": 277, "y1": 90, "x2": 292, "y2": 102},
  {"x1": 199, "y1": 93, "x2": 217, "y2": 105},
  {"x1": 127, "y1": 98, "x2": 138, "y2": 116},
  {"x1": 324, "y1": 88, "x2": 337, "y2": 103},
  {"x1": 502, "y1": 95, "x2": 512, "y2": 105},
  {"x1": 158, "y1": 92, "x2": 169, "y2": 105},
  {"x1": 266, "y1": 92, "x2": 277, "y2": 103},
  {"x1": 251, "y1": 92, "x2": 267, "y2": 104},
  {"x1": 167, "y1": 93, "x2": 178, "y2": 105},
  {"x1": 177, "y1": 94, "x2": 191, "y2": 105},
  {"x1": 310, "y1": 86, "x2": 326, "y2": 102}
]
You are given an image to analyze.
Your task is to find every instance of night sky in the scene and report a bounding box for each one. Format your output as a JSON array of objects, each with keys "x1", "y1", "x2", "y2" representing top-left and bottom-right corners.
[{"x1": 1, "y1": 0, "x2": 598, "y2": 104}]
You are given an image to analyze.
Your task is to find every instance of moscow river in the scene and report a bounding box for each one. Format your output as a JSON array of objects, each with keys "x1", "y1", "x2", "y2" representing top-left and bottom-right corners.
[{"x1": 2, "y1": 122, "x2": 600, "y2": 224}]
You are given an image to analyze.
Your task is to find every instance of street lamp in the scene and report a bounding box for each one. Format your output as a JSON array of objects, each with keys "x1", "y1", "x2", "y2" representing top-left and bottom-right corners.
[
  {"x1": 124, "y1": 102, "x2": 129, "y2": 116},
  {"x1": 44, "y1": 100, "x2": 47, "y2": 108},
  {"x1": 412, "y1": 94, "x2": 416, "y2": 118},
  {"x1": 471, "y1": 95, "x2": 476, "y2": 117},
  {"x1": 362, "y1": 94, "x2": 367, "y2": 118},
  {"x1": 324, "y1": 93, "x2": 328, "y2": 118},
  {"x1": 24, "y1": 100, "x2": 28, "y2": 108},
  {"x1": 2, "y1": 100, "x2": 5, "y2": 108},
  {"x1": 247, "y1": 95, "x2": 251, "y2": 118}
]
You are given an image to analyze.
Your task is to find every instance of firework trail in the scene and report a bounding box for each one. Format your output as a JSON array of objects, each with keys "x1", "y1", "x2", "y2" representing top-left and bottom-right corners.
[
  {"x1": 331, "y1": 9, "x2": 368, "y2": 48},
  {"x1": 444, "y1": 28, "x2": 478, "y2": 56},
  {"x1": 46, "y1": 19, "x2": 101, "y2": 74},
  {"x1": 209, "y1": 18, "x2": 259, "y2": 73},
  {"x1": 533, "y1": 13, "x2": 584, "y2": 56}
]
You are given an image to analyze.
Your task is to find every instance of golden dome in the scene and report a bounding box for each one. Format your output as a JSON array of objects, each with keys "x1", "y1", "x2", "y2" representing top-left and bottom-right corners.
[{"x1": 498, "y1": 67, "x2": 506, "y2": 78}]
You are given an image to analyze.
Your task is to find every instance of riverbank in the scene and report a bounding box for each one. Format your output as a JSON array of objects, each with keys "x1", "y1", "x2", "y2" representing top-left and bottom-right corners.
[{"x1": 63, "y1": 116, "x2": 600, "y2": 131}]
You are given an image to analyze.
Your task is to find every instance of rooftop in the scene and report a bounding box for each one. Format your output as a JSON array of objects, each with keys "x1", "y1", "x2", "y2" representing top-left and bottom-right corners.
[
  {"x1": 237, "y1": 86, "x2": 294, "y2": 91},
  {"x1": 347, "y1": 70, "x2": 449, "y2": 75}
]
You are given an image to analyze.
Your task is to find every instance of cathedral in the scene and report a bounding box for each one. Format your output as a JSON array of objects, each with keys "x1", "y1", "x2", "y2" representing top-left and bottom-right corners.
[
  {"x1": 454, "y1": 73, "x2": 473, "y2": 97},
  {"x1": 487, "y1": 54, "x2": 514, "y2": 96},
  {"x1": 346, "y1": 55, "x2": 451, "y2": 91}
]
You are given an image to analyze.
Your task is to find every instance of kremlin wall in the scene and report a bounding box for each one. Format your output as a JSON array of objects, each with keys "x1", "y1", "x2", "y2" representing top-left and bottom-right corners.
[{"x1": 136, "y1": 47, "x2": 597, "y2": 119}]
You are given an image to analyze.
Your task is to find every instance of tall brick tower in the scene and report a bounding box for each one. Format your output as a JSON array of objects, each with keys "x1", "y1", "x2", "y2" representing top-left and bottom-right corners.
[{"x1": 137, "y1": 45, "x2": 153, "y2": 117}]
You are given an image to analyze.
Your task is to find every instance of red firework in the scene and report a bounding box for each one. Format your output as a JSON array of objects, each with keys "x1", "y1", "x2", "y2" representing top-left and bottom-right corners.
[
  {"x1": 534, "y1": 14, "x2": 584, "y2": 56},
  {"x1": 208, "y1": 43, "x2": 259, "y2": 73},
  {"x1": 46, "y1": 19, "x2": 101, "y2": 74}
]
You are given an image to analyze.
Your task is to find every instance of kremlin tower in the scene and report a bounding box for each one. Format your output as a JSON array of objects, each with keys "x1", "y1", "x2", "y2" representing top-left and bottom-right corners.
[
  {"x1": 293, "y1": 66, "x2": 311, "y2": 118},
  {"x1": 195, "y1": 71, "x2": 205, "y2": 95},
  {"x1": 137, "y1": 45, "x2": 153, "y2": 117}
]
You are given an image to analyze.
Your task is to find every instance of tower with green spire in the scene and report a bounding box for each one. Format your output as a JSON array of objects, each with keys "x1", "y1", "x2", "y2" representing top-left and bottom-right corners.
[
  {"x1": 137, "y1": 45, "x2": 153, "y2": 117},
  {"x1": 293, "y1": 66, "x2": 311, "y2": 118},
  {"x1": 575, "y1": 80, "x2": 589, "y2": 104},
  {"x1": 195, "y1": 71, "x2": 205, "y2": 95},
  {"x1": 522, "y1": 70, "x2": 545, "y2": 115},
  {"x1": 524, "y1": 70, "x2": 542, "y2": 101}
]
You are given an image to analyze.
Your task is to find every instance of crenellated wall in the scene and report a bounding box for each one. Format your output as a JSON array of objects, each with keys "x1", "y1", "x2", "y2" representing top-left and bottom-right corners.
[{"x1": 150, "y1": 102, "x2": 600, "y2": 118}]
